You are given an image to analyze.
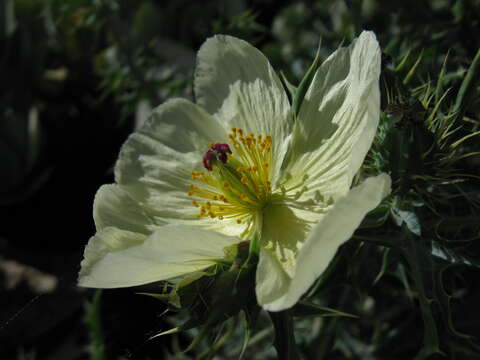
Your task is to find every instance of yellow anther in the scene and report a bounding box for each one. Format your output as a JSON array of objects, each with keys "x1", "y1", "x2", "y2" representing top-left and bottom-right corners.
[{"x1": 189, "y1": 127, "x2": 272, "y2": 225}]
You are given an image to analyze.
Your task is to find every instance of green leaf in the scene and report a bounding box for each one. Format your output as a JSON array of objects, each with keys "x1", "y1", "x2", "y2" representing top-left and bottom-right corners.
[
  {"x1": 400, "y1": 229, "x2": 444, "y2": 359},
  {"x1": 435, "y1": 265, "x2": 476, "y2": 340},
  {"x1": 394, "y1": 49, "x2": 411, "y2": 72},
  {"x1": 434, "y1": 52, "x2": 449, "y2": 104},
  {"x1": 391, "y1": 208, "x2": 422, "y2": 236},
  {"x1": 292, "y1": 41, "x2": 321, "y2": 117},
  {"x1": 291, "y1": 301, "x2": 357, "y2": 319},
  {"x1": 453, "y1": 48, "x2": 480, "y2": 122},
  {"x1": 431, "y1": 242, "x2": 480, "y2": 268},
  {"x1": 149, "y1": 316, "x2": 202, "y2": 340},
  {"x1": 403, "y1": 49, "x2": 423, "y2": 85},
  {"x1": 238, "y1": 310, "x2": 256, "y2": 360},
  {"x1": 373, "y1": 247, "x2": 392, "y2": 284},
  {"x1": 279, "y1": 70, "x2": 297, "y2": 101}
]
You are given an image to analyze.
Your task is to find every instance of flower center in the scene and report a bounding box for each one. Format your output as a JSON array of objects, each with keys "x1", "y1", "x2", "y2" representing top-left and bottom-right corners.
[{"x1": 188, "y1": 128, "x2": 273, "y2": 224}]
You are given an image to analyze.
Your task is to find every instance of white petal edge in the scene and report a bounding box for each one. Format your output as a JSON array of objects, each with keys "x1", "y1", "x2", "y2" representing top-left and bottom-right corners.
[
  {"x1": 79, "y1": 225, "x2": 240, "y2": 288},
  {"x1": 194, "y1": 35, "x2": 293, "y2": 183},
  {"x1": 284, "y1": 31, "x2": 381, "y2": 199},
  {"x1": 93, "y1": 184, "x2": 160, "y2": 235},
  {"x1": 258, "y1": 173, "x2": 391, "y2": 311}
]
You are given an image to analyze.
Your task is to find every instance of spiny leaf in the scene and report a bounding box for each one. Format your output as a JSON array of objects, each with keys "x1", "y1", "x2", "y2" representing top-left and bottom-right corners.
[
  {"x1": 403, "y1": 49, "x2": 424, "y2": 85},
  {"x1": 394, "y1": 49, "x2": 411, "y2": 72},
  {"x1": 435, "y1": 51, "x2": 450, "y2": 103},
  {"x1": 291, "y1": 301, "x2": 358, "y2": 319},
  {"x1": 374, "y1": 247, "x2": 392, "y2": 285},
  {"x1": 279, "y1": 70, "x2": 297, "y2": 101},
  {"x1": 292, "y1": 40, "x2": 321, "y2": 117},
  {"x1": 453, "y1": 48, "x2": 480, "y2": 122},
  {"x1": 450, "y1": 130, "x2": 480, "y2": 149},
  {"x1": 238, "y1": 311, "x2": 252, "y2": 360}
]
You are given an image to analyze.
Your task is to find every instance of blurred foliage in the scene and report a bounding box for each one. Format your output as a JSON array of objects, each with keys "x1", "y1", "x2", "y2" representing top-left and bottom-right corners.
[{"x1": 1, "y1": 0, "x2": 480, "y2": 359}]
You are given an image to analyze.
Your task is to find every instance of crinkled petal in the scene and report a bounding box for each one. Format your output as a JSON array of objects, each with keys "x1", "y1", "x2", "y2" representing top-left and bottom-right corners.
[
  {"x1": 79, "y1": 225, "x2": 239, "y2": 288},
  {"x1": 113, "y1": 98, "x2": 230, "y2": 229},
  {"x1": 195, "y1": 35, "x2": 292, "y2": 182},
  {"x1": 258, "y1": 173, "x2": 391, "y2": 311},
  {"x1": 283, "y1": 31, "x2": 381, "y2": 200},
  {"x1": 93, "y1": 184, "x2": 161, "y2": 235}
]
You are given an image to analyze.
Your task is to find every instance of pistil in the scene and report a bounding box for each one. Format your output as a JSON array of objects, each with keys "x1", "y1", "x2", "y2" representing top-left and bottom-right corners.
[{"x1": 187, "y1": 128, "x2": 273, "y2": 225}]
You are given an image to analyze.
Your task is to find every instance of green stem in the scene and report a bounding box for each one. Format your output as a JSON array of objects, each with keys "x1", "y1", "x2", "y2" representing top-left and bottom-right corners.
[
  {"x1": 269, "y1": 310, "x2": 300, "y2": 360},
  {"x1": 84, "y1": 290, "x2": 107, "y2": 360}
]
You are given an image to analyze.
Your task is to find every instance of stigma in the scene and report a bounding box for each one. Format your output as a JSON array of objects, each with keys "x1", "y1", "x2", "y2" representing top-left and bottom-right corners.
[
  {"x1": 203, "y1": 143, "x2": 232, "y2": 171},
  {"x1": 188, "y1": 128, "x2": 273, "y2": 225}
]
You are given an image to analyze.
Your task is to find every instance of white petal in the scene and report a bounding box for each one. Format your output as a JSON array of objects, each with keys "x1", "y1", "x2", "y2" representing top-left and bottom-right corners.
[
  {"x1": 93, "y1": 184, "x2": 160, "y2": 235},
  {"x1": 79, "y1": 225, "x2": 239, "y2": 288},
  {"x1": 114, "y1": 98, "x2": 227, "y2": 225},
  {"x1": 284, "y1": 31, "x2": 381, "y2": 199},
  {"x1": 255, "y1": 248, "x2": 291, "y2": 305},
  {"x1": 260, "y1": 202, "x2": 311, "y2": 277},
  {"x1": 259, "y1": 173, "x2": 391, "y2": 311},
  {"x1": 195, "y1": 35, "x2": 292, "y2": 182}
]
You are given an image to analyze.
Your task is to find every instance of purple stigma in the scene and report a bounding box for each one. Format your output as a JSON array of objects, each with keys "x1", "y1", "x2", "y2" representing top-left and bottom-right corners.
[{"x1": 203, "y1": 143, "x2": 232, "y2": 171}]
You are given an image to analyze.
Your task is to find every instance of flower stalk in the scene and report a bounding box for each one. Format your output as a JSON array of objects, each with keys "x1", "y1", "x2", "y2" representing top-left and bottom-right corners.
[{"x1": 269, "y1": 310, "x2": 300, "y2": 360}]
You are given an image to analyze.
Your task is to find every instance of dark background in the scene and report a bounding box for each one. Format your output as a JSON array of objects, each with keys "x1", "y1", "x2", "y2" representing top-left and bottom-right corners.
[{"x1": 1, "y1": 0, "x2": 480, "y2": 359}]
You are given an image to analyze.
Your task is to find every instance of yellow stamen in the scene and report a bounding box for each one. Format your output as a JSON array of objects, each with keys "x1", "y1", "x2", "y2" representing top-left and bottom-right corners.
[{"x1": 188, "y1": 128, "x2": 273, "y2": 225}]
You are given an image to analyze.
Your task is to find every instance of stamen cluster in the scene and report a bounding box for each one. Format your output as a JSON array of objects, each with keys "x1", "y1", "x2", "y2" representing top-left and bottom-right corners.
[{"x1": 187, "y1": 128, "x2": 273, "y2": 225}]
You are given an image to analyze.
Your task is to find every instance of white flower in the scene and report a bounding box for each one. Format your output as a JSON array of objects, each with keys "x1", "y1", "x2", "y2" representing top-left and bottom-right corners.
[{"x1": 78, "y1": 31, "x2": 391, "y2": 312}]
